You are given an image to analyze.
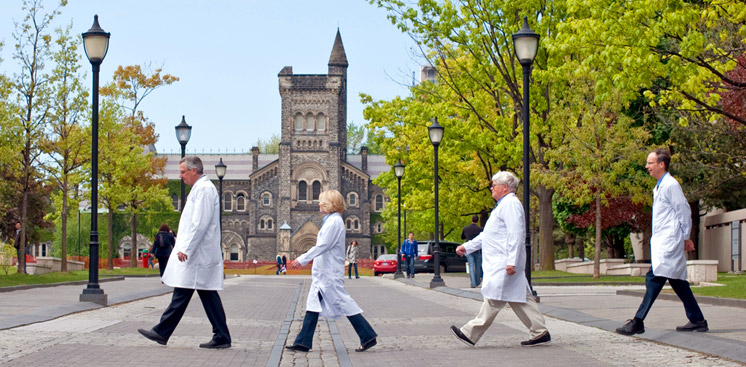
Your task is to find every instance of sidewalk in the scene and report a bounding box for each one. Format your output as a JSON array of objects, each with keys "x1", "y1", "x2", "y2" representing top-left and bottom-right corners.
[{"x1": 0, "y1": 274, "x2": 743, "y2": 366}]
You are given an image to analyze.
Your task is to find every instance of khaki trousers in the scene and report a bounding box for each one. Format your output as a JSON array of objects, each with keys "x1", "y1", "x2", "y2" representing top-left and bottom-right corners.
[{"x1": 461, "y1": 290, "x2": 547, "y2": 343}]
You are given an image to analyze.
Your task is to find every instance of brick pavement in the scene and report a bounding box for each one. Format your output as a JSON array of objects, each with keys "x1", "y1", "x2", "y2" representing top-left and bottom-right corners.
[{"x1": 0, "y1": 275, "x2": 743, "y2": 366}]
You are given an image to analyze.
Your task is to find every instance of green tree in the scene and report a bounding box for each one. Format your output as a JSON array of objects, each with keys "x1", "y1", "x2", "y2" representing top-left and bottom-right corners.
[
  {"x1": 255, "y1": 133, "x2": 280, "y2": 154},
  {"x1": 42, "y1": 22, "x2": 89, "y2": 271},
  {"x1": 7, "y1": 0, "x2": 65, "y2": 273},
  {"x1": 347, "y1": 121, "x2": 366, "y2": 154}
]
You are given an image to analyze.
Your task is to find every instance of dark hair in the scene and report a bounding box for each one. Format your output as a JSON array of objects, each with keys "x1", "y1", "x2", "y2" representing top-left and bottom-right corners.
[
  {"x1": 471, "y1": 215, "x2": 479, "y2": 223},
  {"x1": 350, "y1": 240, "x2": 358, "y2": 246},
  {"x1": 159, "y1": 223, "x2": 170, "y2": 232},
  {"x1": 653, "y1": 148, "x2": 671, "y2": 171}
]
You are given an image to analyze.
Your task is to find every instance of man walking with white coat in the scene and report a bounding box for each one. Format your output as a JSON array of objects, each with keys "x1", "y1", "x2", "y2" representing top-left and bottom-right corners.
[
  {"x1": 138, "y1": 156, "x2": 231, "y2": 349},
  {"x1": 450, "y1": 171, "x2": 550, "y2": 347},
  {"x1": 616, "y1": 148, "x2": 708, "y2": 335}
]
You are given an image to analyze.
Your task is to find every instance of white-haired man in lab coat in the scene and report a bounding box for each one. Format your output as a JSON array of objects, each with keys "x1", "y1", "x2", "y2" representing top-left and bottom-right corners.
[
  {"x1": 138, "y1": 156, "x2": 231, "y2": 349},
  {"x1": 450, "y1": 171, "x2": 550, "y2": 347},
  {"x1": 616, "y1": 148, "x2": 708, "y2": 335}
]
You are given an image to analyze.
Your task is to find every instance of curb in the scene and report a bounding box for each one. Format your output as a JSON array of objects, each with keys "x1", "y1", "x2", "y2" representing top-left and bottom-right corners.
[
  {"x1": 0, "y1": 276, "x2": 126, "y2": 293},
  {"x1": 616, "y1": 290, "x2": 746, "y2": 309}
]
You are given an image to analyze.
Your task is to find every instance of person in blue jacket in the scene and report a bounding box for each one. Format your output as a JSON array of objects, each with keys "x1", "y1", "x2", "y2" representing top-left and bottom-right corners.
[{"x1": 401, "y1": 233, "x2": 418, "y2": 278}]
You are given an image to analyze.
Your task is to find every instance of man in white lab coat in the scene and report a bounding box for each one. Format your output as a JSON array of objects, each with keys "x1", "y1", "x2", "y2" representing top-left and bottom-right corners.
[
  {"x1": 450, "y1": 171, "x2": 550, "y2": 347},
  {"x1": 616, "y1": 149, "x2": 707, "y2": 335},
  {"x1": 138, "y1": 156, "x2": 231, "y2": 349}
]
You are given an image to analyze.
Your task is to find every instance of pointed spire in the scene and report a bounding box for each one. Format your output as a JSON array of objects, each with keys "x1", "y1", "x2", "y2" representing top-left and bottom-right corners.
[{"x1": 328, "y1": 28, "x2": 348, "y2": 67}]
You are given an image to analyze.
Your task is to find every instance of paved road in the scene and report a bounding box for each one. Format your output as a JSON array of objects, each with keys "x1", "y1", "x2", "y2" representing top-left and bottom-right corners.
[{"x1": 0, "y1": 274, "x2": 743, "y2": 366}]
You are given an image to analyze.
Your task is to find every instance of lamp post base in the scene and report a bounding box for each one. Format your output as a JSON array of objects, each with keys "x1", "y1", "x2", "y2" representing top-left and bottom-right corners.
[
  {"x1": 393, "y1": 271, "x2": 405, "y2": 279},
  {"x1": 80, "y1": 290, "x2": 108, "y2": 306},
  {"x1": 429, "y1": 278, "x2": 445, "y2": 288}
]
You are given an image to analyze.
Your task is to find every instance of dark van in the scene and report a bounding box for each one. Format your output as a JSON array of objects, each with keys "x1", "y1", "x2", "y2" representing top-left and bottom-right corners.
[{"x1": 412, "y1": 240, "x2": 467, "y2": 274}]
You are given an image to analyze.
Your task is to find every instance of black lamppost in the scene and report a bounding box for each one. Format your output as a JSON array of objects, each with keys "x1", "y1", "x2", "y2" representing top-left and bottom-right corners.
[
  {"x1": 393, "y1": 160, "x2": 405, "y2": 279},
  {"x1": 512, "y1": 16, "x2": 540, "y2": 290},
  {"x1": 80, "y1": 15, "x2": 110, "y2": 306},
  {"x1": 428, "y1": 118, "x2": 445, "y2": 288},
  {"x1": 215, "y1": 158, "x2": 227, "y2": 247},
  {"x1": 175, "y1": 116, "x2": 192, "y2": 212}
]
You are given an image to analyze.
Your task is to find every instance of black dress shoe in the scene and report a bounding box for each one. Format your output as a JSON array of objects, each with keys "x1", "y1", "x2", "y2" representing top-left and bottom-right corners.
[
  {"x1": 520, "y1": 331, "x2": 551, "y2": 346},
  {"x1": 138, "y1": 328, "x2": 167, "y2": 345},
  {"x1": 355, "y1": 338, "x2": 377, "y2": 352},
  {"x1": 199, "y1": 339, "x2": 231, "y2": 349},
  {"x1": 676, "y1": 320, "x2": 708, "y2": 332},
  {"x1": 450, "y1": 325, "x2": 475, "y2": 346},
  {"x1": 616, "y1": 318, "x2": 645, "y2": 335},
  {"x1": 285, "y1": 344, "x2": 310, "y2": 352}
]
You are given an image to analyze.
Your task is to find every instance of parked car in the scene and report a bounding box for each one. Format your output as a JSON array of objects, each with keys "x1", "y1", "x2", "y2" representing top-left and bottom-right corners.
[
  {"x1": 373, "y1": 254, "x2": 399, "y2": 276},
  {"x1": 412, "y1": 240, "x2": 467, "y2": 274}
]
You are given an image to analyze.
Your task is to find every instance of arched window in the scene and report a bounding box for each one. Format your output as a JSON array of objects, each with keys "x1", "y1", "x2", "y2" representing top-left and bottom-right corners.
[
  {"x1": 346, "y1": 219, "x2": 352, "y2": 230},
  {"x1": 171, "y1": 194, "x2": 179, "y2": 211},
  {"x1": 230, "y1": 244, "x2": 239, "y2": 261},
  {"x1": 298, "y1": 181, "x2": 307, "y2": 201},
  {"x1": 347, "y1": 192, "x2": 358, "y2": 207},
  {"x1": 316, "y1": 114, "x2": 326, "y2": 131},
  {"x1": 306, "y1": 114, "x2": 315, "y2": 132},
  {"x1": 295, "y1": 113, "x2": 304, "y2": 131},
  {"x1": 312, "y1": 181, "x2": 321, "y2": 200},
  {"x1": 236, "y1": 193, "x2": 246, "y2": 211},
  {"x1": 260, "y1": 219, "x2": 266, "y2": 230},
  {"x1": 267, "y1": 219, "x2": 273, "y2": 230},
  {"x1": 223, "y1": 192, "x2": 233, "y2": 211},
  {"x1": 354, "y1": 219, "x2": 359, "y2": 230},
  {"x1": 262, "y1": 192, "x2": 272, "y2": 206},
  {"x1": 259, "y1": 216, "x2": 274, "y2": 232},
  {"x1": 375, "y1": 194, "x2": 384, "y2": 211}
]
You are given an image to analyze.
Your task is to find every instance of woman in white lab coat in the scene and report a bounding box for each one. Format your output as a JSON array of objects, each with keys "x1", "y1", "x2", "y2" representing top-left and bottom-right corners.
[{"x1": 285, "y1": 189, "x2": 377, "y2": 353}]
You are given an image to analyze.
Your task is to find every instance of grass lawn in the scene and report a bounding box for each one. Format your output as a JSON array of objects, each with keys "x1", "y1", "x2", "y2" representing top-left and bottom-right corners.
[
  {"x1": 0, "y1": 267, "x2": 160, "y2": 288},
  {"x1": 531, "y1": 270, "x2": 646, "y2": 284},
  {"x1": 226, "y1": 265, "x2": 375, "y2": 277},
  {"x1": 682, "y1": 273, "x2": 746, "y2": 300}
]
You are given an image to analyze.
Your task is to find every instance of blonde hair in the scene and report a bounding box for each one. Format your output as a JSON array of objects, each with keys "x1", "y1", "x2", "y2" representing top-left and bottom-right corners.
[{"x1": 319, "y1": 190, "x2": 346, "y2": 213}]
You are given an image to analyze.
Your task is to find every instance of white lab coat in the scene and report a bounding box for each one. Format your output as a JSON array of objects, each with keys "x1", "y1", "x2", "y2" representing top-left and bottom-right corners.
[
  {"x1": 651, "y1": 173, "x2": 691, "y2": 280},
  {"x1": 296, "y1": 212, "x2": 363, "y2": 319},
  {"x1": 162, "y1": 175, "x2": 224, "y2": 290},
  {"x1": 463, "y1": 193, "x2": 529, "y2": 303}
]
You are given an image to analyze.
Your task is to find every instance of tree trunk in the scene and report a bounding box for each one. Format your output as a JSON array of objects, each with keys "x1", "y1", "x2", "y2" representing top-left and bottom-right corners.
[
  {"x1": 130, "y1": 211, "x2": 138, "y2": 268},
  {"x1": 593, "y1": 193, "x2": 602, "y2": 279},
  {"x1": 577, "y1": 236, "x2": 585, "y2": 260},
  {"x1": 537, "y1": 184, "x2": 555, "y2": 270},
  {"x1": 107, "y1": 209, "x2": 114, "y2": 270},
  {"x1": 565, "y1": 232, "x2": 575, "y2": 259},
  {"x1": 61, "y1": 183, "x2": 68, "y2": 272},
  {"x1": 689, "y1": 200, "x2": 700, "y2": 260}
]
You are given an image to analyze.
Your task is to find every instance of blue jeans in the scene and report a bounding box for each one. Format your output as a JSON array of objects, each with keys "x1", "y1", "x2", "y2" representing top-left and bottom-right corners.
[
  {"x1": 293, "y1": 294, "x2": 377, "y2": 349},
  {"x1": 348, "y1": 263, "x2": 358, "y2": 278},
  {"x1": 634, "y1": 268, "x2": 705, "y2": 322},
  {"x1": 405, "y1": 255, "x2": 416, "y2": 277},
  {"x1": 466, "y1": 250, "x2": 482, "y2": 287}
]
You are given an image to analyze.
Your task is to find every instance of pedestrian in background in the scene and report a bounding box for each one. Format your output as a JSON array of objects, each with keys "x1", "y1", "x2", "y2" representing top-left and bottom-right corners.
[
  {"x1": 153, "y1": 224, "x2": 175, "y2": 277},
  {"x1": 401, "y1": 233, "x2": 418, "y2": 278},
  {"x1": 347, "y1": 240, "x2": 359, "y2": 279},
  {"x1": 616, "y1": 149, "x2": 708, "y2": 335},
  {"x1": 286, "y1": 190, "x2": 377, "y2": 353},
  {"x1": 138, "y1": 156, "x2": 231, "y2": 349},
  {"x1": 450, "y1": 171, "x2": 550, "y2": 347},
  {"x1": 276, "y1": 253, "x2": 283, "y2": 275},
  {"x1": 462, "y1": 215, "x2": 484, "y2": 288}
]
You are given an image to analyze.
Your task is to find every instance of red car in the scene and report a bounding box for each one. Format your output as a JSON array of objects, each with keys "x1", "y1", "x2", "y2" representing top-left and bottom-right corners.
[{"x1": 373, "y1": 254, "x2": 399, "y2": 276}]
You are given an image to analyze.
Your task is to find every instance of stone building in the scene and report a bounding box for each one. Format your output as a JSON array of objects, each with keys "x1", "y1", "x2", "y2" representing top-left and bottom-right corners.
[{"x1": 159, "y1": 31, "x2": 389, "y2": 261}]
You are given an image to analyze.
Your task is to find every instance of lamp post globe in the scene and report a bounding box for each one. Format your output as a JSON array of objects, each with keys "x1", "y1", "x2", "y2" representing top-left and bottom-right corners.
[
  {"x1": 215, "y1": 158, "x2": 227, "y2": 248},
  {"x1": 80, "y1": 15, "x2": 110, "y2": 306},
  {"x1": 175, "y1": 116, "x2": 192, "y2": 211},
  {"x1": 394, "y1": 160, "x2": 405, "y2": 279},
  {"x1": 512, "y1": 16, "x2": 539, "y2": 293},
  {"x1": 428, "y1": 118, "x2": 445, "y2": 288}
]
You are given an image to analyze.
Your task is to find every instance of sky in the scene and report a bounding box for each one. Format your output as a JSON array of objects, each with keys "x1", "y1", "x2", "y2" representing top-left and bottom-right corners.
[{"x1": 0, "y1": 0, "x2": 421, "y2": 155}]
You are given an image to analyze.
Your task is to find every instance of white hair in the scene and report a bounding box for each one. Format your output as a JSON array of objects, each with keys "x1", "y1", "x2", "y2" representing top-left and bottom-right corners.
[{"x1": 491, "y1": 171, "x2": 519, "y2": 192}]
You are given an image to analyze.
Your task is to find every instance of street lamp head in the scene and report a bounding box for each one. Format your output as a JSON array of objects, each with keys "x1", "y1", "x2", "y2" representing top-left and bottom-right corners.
[
  {"x1": 428, "y1": 118, "x2": 444, "y2": 146},
  {"x1": 82, "y1": 15, "x2": 110, "y2": 64},
  {"x1": 512, "y1": 16, "x2": 539, "y2": 66},
  {"x1": 394, "y1": 160, "x2": 405, "y2": 178},
  {"x1": 215, "y1": 157, "x2": 227, "y2": 179},
  {"x1": 175, "y1": 115, "x2": 192, "y2": 146}
]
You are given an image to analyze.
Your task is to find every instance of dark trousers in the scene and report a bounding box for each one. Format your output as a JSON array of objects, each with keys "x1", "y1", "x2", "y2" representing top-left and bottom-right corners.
[
  {"x1": 348, "y1": 263, "x2": 358, "y2": 278},
  {"x1": 293, "y1": 295, "x2": 377, "y2": 349},
  {"x1": 405, "y1": 256, "x2": 416, "y2": 277},
  {"x1": 152, "y1": 287, "x2": 231, "y2": 344},
  {"x1": 156, "y1": 256, "x2": 169, "y2": 277},
  {"x1": 634, "y1": 268, "x2": 705, "y2": 322}
]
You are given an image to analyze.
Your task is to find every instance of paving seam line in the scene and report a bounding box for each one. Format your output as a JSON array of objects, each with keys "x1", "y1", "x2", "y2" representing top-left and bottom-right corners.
[
  {"x1": 266, "y1": 279, "x2": 304, "y2": 367},
  {"x1": 328, "y1": 319, "x2": 351, "y2": 366}
]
